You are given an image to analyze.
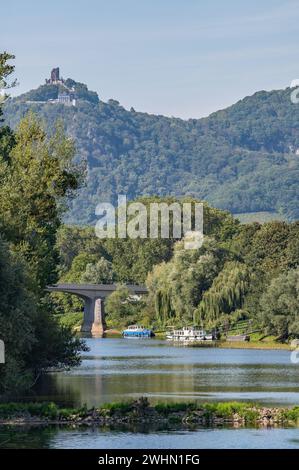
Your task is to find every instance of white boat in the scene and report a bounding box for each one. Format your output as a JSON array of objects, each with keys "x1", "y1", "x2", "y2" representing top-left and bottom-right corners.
[{"x1": 166, "y1": 326, "x2": 214, "y2": 342}]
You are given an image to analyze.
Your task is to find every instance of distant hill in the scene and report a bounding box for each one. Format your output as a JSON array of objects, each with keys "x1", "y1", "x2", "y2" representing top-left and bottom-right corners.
[{"x1": 3, "y1": 79, "x2": 299, "y2": 224}]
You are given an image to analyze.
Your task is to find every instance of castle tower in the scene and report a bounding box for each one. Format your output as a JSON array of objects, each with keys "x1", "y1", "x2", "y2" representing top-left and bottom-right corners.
[
  {"x1": 45, "y1": 67, "x2": 64, "y2": 85},
  {"x1": 51, "y1": 67, "x2": 60, "y2": 82}
]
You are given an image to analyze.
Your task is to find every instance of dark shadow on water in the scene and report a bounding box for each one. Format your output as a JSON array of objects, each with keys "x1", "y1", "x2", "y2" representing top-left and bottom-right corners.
[{"x1": 1, "y1": 422, "x2": 298, "y2": 449}]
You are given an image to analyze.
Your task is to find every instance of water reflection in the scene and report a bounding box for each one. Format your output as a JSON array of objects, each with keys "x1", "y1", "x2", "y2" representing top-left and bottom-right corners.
[
  {"x1": 21, "y1": 338, "x2": 299, "y2": 408},
  {"x1": 1, "y1": 424, "x2": 299, "y2": 449}
]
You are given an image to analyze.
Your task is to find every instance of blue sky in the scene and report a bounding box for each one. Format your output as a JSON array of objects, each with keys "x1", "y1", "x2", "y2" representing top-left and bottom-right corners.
[{"x1": 1, "y1": 0, "x2": 298, "y2": 118}]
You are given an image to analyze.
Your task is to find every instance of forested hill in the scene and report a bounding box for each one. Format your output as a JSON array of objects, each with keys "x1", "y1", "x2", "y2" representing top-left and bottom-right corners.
[{"x1": 3, "y1": 80, "x2": 299, "y2": 224}]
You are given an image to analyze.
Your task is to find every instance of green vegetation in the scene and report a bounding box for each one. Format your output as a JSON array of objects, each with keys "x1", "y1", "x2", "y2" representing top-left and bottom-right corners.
[
  {"x1": 0, "y1": 399, "x2": 298, "y2": 427},
  {"x1": 235, "y1": 211, "x2": 286, "y2": 224},
  {"x1": 144, "y1": 220, "x2": 299, "y2": 335},
  {"x1": 196, "y1": 261, "x2": 251, "y2": 323},
  {"x1": 258, "y1": 268, "x2": 299, "y2": 340},
  {"x1": 282, "y1": 406, "x2": 299, "y2": 422},
  {"x1": 56, "y1": 312, "x2": 83, "y2": 330},
  {"x1": 1, "y1": 52, "x2": 299, "y2": 398},
  {"x1": 51, "y1": 204, "x2": 298, "y2": 336},
  {"x1": 0, "y1": 53, "x2": 87, "y2": 396},
  {"x1": 4, "y1": 77, "x2": 299, "y2": 224},
  {"x1": 51, "y1": 200, "x2": 242, "y2": 328},
  {"x1": 105, "y1": 285, "x2": 146, "y2": 328},
  {"x1": 218, "y1": 340, "x2": 291, "y2": 350}
]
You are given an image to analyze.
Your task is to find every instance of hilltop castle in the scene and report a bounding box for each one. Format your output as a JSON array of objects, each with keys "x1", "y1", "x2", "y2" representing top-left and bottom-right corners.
[
  {"x1": 45, "y1": 67, "x2": 65, "y2": 85},
  {"x1": 44, "y1": 67, "x2": 76, "y2": 106}
]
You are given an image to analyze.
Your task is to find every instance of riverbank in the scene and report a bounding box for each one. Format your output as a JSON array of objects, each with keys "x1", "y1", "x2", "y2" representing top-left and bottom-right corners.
[
  {"x1": 105, "y1": 329, "x2": 294, "y2": 350},
  {"x1": 104, "y1": 332, "x2": 293, "y2": 350},
  {"x1": 167, "y1": 339, "x2": 292, "y2": 350},
  {"x1": 58, "y1": 313, "x2": 295, "y2": 351},
  {"x1": 1, "y1": 398, "x2": 299, "y2": 428},
  {"x1": 217, "y1": 340, "x2": 292, "y2": 350}
]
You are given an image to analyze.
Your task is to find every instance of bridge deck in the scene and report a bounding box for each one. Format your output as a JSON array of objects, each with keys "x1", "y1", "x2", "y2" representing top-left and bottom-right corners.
[{"x1": 46, "y1": 283, "x2": 148, "y2": 295}]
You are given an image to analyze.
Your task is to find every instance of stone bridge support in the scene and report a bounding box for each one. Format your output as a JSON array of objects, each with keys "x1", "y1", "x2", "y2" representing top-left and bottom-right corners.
[{"x1": 81, "y1": 297, "x2": 107, "y2": 336}]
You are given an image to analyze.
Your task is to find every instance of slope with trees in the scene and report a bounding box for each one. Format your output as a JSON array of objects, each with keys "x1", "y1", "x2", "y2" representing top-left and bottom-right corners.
[{"x1": 3, "y1": 77, "x2": 299, "y2": 224}]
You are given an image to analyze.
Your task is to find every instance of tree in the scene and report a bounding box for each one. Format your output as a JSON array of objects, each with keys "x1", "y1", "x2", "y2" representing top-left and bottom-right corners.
[
  {"x1": 105, "y1": 285, "x2": 144, "y2": 327},
  {"x1": 81, "y1": 257, "x2": 114, "y2": 284},
  {"x1": 0, "y1": 52, "x2": 16, "y2": 162},
  {"x1": 61, "y1": 253, "x2": 98, "y2": 283},
  {"x1": 104, "y1": 196, "x2": 239, "y2": 284},
  {"x1": 196, "y1": 261, "x2": 251, "y2": 324},
  {"x1": 0, "y1": 113, "x2": 81, "y2": 291},
  {"x1": 146, "y1": 237, "x2": 231, "y2": 326},
  {"x1": 55, "y1": 225, "x2": 109, "y2": 273},
  {"x1": 0, "y1": 238, "x2": 35, "y2": 393},
  {"x1": 52, "y1": 253, "x2": 98, "y2": 316},
  {"x1": 258, "y1": 268, "x2": 299, "y2": 340},
  {"x1": 0, "y1": 52, "x2": 16, "y2": 114},
  {"x1": 242, "y1": 221, "x2": 291, "y2": 273}
]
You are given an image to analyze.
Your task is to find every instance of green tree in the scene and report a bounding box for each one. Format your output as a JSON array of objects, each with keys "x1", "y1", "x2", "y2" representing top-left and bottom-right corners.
[
  {"x1": 52, "y1": 253, "x2": 98, "y2": 317},
  {"x1": 0, "y1": 53, "x2": 16, "y2": 167},
  {"x1": 196, "y1": 261, "x2": 251, "y2": 324},
  {"x1": 241, "y1": 221, "x2": 291, "y2": 273},
  {"x1": 0, "y1": 113, "x2": 81, "y2": 290},
  {"x1": 105, "y1": 285, "x2": 144, "y2": 327},
  {"x1": 146, "y1": 237, "x2": 230, "y2": 326},
  {"x1": 81, "y1": 257, "x2": 114, "y2": 284},
  {"x1": 104, "y1": 197, "x2": 239, "y2": 284},
  {"x1": 55, "y1": 225, "x2": 109, "y2": 273},
  {"x1": 0, "y1": 238, "x2": 35, "y2": 393},
  {"x1": 258, "y1": 268, "x2": 299, "y2": 340}
]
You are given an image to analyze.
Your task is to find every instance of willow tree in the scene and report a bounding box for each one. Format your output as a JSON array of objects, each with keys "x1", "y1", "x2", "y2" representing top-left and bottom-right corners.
[
  {"x1": 146, "y1": 261, "x2": 175, "y2": 325},
  {"x1": 146, "y1": 237, "x2": 231, "y2": 326},
  {"x1": 154, "y1": 289, "x2": 175, "y2": 325},
  {"x1": 195, "y1": 261, "x2": 251, "y2": 324}
]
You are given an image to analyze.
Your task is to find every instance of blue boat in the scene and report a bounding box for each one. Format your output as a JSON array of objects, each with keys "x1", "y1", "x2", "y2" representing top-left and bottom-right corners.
[{"x1": 122, "y1": 325, "x2": 155, "y2": 338}]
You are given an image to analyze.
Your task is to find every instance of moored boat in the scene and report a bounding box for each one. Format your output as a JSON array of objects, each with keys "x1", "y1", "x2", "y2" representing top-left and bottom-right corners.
[
  {"x1": 166, "y1": 326, "x2": 214, "y2": 342},
  {"x1": 122, "y1": 325, "x2": 155, "y2": 338}
]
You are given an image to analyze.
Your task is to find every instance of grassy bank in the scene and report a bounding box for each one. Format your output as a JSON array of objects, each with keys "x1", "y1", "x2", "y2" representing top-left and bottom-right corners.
[
  {"x1": 217, "y1": 340, "x2": 291, "y2": 350},
  {"x1": 1, "y1": 398, "x2": 299, "y2": 427},
  {"x1": 169, "y1": 338, "x2": 292, "y2": 350}
]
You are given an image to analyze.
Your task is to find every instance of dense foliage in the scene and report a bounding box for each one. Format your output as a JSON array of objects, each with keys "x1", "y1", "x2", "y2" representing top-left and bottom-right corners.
[
  {"x1": 146, "y1": 219, "x2": 298, "y2": 335},
  {"x1": 3, "y1": 78, "x2": 299, "y2": 223},
  {"x1": 52, "y1": 213, "x2": 299, "y2": 338},
  {"x1": 0, "y1": 54, "x2": 86, "y2": 395},
  {"x1": 52, "y1": 199, "x2": 239, "y2": 323},
  {"x1": 257, "y1": 267, "x2": 299, "y2": 340}
]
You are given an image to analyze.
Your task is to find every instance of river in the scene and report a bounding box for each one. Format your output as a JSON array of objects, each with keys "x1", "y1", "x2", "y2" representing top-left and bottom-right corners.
[{"x1": 1, "y1": 338, "x2": 299, "y2": 448}]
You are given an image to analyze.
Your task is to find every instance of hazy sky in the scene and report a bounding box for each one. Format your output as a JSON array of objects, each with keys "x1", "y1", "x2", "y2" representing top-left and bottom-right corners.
[{"x1": 1, "y1": 0, "x2": 298, "y2": 118}]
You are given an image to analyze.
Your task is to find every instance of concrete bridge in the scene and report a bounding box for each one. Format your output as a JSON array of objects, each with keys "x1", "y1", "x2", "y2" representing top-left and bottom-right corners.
[{"x1": 46, "y1": 283, "x2": 148, "y2": 336}]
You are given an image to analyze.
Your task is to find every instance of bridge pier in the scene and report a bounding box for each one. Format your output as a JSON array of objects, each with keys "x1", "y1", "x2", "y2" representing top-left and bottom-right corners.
[{"x1": 81, "y1": 298, "x2": 107, "y2": 337}]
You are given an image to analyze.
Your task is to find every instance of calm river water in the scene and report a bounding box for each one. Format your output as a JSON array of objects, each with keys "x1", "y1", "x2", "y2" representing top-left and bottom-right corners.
[{"x1": 2, "y1": 338, "x2": 299, "y2": 448}]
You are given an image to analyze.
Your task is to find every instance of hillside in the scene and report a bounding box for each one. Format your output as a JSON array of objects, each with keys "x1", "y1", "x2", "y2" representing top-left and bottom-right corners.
[{"x1": 3, "y1": 79, "x2": 299, "y2": 224}]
